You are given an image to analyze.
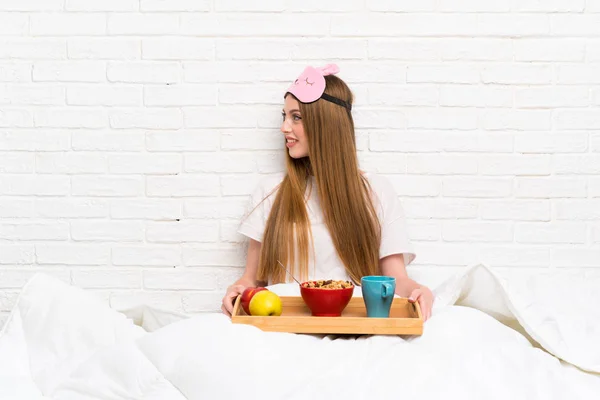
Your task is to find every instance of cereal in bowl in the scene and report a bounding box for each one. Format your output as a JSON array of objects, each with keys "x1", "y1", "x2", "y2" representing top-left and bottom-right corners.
[{"x1": 301, "y1": 279, "x2": 354, "y2": 289}]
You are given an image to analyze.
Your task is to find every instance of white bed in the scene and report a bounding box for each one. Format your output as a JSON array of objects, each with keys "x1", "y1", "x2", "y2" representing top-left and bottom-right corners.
[{"x1": 1, "y1": 263, "x2": 599, "y2": 399}]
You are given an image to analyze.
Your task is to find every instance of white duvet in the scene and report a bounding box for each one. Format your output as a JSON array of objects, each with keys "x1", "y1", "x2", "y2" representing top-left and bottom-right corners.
[{"x1": 0, "y1": 263, "x2": 599, "y2": 399}]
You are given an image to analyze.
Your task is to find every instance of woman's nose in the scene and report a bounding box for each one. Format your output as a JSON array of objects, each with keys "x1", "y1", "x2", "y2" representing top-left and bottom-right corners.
[{"x1": 280, "y1": 119, "x2": 291, "y2": 133}]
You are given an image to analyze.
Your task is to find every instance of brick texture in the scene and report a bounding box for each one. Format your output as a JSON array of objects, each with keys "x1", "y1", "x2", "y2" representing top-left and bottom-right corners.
[{"x1": 0, "y1": 2, "x2": 599, "y2": 322}]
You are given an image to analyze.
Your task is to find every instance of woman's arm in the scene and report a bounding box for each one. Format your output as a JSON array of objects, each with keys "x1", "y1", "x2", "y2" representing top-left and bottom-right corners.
[
  {"x1": 380, "y1": 253, "x2": 433, "y2": 321},
  {"x1": 233, "y1": 238, "x2": 266, "y2": 287},
  {"x1": 221, "y1": 239, "x2": 266, "y2": 316},
  {"x1": 380, "y1": 254, "x2": 418, "y2": 297}
]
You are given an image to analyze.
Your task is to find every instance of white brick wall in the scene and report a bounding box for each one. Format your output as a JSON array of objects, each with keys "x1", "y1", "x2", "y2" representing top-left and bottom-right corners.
[{"x1": 1, "y1": 1, "x2": 600, "y2": 327}]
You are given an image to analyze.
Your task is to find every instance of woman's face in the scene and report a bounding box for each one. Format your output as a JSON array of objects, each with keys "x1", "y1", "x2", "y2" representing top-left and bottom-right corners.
[{"x1": 281, "y1": 96, "x2": 308, "y2": 159}]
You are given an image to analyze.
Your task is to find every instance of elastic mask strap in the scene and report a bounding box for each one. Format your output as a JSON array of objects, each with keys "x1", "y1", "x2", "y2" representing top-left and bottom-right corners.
[{"x1": 320, "y1": 93, "x2": 352, "y2": 111}]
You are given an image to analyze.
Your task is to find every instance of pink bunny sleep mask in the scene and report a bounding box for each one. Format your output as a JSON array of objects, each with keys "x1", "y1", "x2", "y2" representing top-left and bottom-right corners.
[{"x1": 285, "y1": 64, "x2": 352, "y2": 111}]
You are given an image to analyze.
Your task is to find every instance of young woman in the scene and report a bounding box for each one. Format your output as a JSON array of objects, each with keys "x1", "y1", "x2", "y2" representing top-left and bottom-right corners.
[{"x1": 221, "y1": 64, "x2": 434, "y2": 321}]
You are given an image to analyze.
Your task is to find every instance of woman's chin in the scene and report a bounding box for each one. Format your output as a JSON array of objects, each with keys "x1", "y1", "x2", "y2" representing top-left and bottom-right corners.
[{"x1": 288, "y1": 149, "x2": 308, "y2": 159}]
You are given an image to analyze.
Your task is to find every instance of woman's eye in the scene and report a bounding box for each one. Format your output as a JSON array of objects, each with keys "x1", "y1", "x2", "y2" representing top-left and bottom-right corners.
[
  {"x1": 293, "y1": 115, "x2": 301, "y2": 121},
  {"x1": 281, "y1": 113, "x2": 286, "y2": 121}
]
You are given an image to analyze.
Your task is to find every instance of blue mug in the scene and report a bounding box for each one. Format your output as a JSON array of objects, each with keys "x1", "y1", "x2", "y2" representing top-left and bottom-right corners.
[{"x1": 361, "y1": 276, "x2": 396, "y2": 318}]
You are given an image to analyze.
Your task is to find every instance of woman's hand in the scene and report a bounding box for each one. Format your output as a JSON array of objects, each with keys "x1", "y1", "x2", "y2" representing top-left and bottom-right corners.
[
  {"x1": 408, "y1": 286, "x2": 434, "y2": 322},
  {"x1": 221, "y1": 284, "x2": 246, "y2": 317}
]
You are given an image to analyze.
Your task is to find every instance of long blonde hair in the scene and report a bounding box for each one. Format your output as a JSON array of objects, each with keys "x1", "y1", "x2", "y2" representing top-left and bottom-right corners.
[{"x1": 257, "y1": 75, "x2": 381, "y2": 284}]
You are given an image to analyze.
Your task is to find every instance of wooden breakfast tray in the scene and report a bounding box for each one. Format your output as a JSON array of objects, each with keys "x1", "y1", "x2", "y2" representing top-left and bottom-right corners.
[{"x1": 231, "y1": 295, "x2": 423, "y2": 335}]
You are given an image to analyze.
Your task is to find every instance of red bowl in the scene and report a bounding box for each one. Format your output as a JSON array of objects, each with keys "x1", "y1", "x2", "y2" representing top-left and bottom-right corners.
[{"x1": 300, "y1": 282, "x2": 354, "y2": 317}]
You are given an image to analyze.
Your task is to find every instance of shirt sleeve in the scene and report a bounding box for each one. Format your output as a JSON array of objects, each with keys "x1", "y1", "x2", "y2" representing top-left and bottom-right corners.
[
  {"x1": 237, "y1": 176, "x2": 280, "y2": 243},
  {"x1": 374, "y1": 176, "x2": 417, "y2": 266}
]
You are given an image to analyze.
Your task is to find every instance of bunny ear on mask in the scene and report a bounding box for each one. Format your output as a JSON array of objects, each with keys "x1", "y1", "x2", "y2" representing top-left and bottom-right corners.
[
  {"x1": 316, "y1": 64, "x2": 340, "y2": 76},
  {"x1": 285, "y1": 64, "x2": 352, "y2": 111}
]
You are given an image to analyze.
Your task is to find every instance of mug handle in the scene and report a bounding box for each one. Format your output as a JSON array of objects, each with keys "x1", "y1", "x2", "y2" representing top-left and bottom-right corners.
[{"x1": 381, "y1": 282, "x2": 394, "y2": 299}]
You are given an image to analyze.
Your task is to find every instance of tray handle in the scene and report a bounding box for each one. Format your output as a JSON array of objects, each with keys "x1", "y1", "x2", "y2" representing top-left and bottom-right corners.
[
  {"x1": 412, "y1": 301, "x2": 423, "y2": 320},
  {"x1": 231, "y1": 294, "x2": 242, "y2": 318}
]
